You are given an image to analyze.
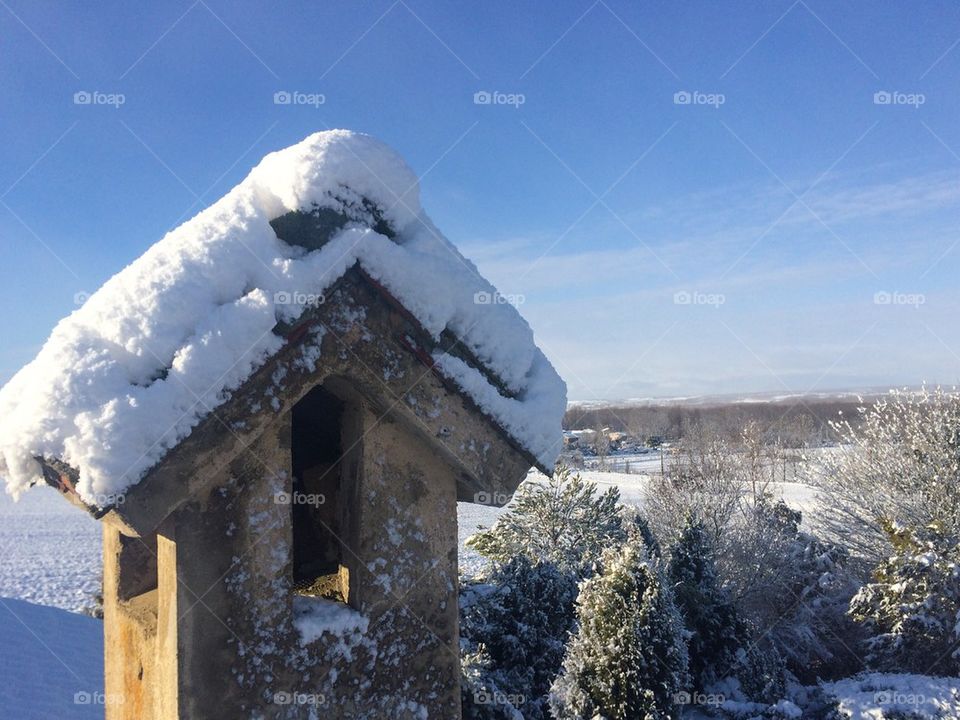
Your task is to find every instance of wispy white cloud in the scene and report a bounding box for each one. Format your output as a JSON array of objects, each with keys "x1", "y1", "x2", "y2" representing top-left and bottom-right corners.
[{"x1": 457, "y1": 167, "x2": 960, "y2": 399}]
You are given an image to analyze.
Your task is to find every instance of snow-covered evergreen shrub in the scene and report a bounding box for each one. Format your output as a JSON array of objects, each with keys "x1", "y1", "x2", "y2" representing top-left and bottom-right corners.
[
  {"x1": 649, "y1": 433, "x2": 859, "y2": 684},
  {"x1": 460, "y1": 556, "x2": 578, "y2": 720},
  {"x1": 642, "y1": 428, "x2": 858, "y2": 677},
  {"x1": 849, "y1": 521, "x2": 960, "y2": 675},
  {"x1": 668, "y1": 517, "x2": 746, "y2": 691},
  {"x1": 466, "y1": 465, "x2": 625, "y2": 576},
  {"x1": 811, "y1": 387, "x2": 960, "y2": 562},
  {"x1": 550, "y1": 537, "x2": 690, "y2": 720},
  {"x1": 734, "y1": 498, "x2": 859, "y2": 682},
  {"x1": 461, "y1": 648, "x2": 525, "y2": 720},
  {"x1": 698, "y1": 674, "x2": 847, "y2": 720},
  {"x1": 734, "y1": 644, "x2": 787, "y2": 706},
  {"x1": 624, "y1": 506, "x2": 662, "y2": 559}
]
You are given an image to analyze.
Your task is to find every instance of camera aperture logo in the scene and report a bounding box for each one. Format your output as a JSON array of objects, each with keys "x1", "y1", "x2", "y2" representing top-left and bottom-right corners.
[
  {"x1": 274, "y1": 491, "x2": 325, "y2": 507},
  {"x1": 274, "y1": 290, "x2": 325, "y2": 308},
  {"x1": 873, "y1": 290, "x2": 925, "y2": 308},
  {"x1": 873, "y1": 90, "x2": 925, "y2": 108},
  {"x1": 274, "y1": 90, "x2": 326, "y2": 108},
  {"x1": 74, "y1": 91, "x2": 125, "y2": 108},
  {"x1": 474, "y1": 689, "x2": 525, "y2": 707},
  {"x1": 874, "y1": 690, "x2": 926, "y2": 707},
  {"x1": 674, "y1": 290, "x2": 725, "y2": 308},
  {"x1": 474, "y1": 290, "x2": 525, "y2": 307},
  {"x1": 273, "y1": 691, "x2": 325, "y2": 706},
  {"x1": 474, "y1": 90, "x2": 526, "y2": 108},
  {"x1": 673, "y1": 691, "x2": 725, "y2": 707},
  {"x1": 474, "y1": 490, "x2": 510, "y2": 506},
  {"x1": 74, "y1": 691, "x2": 124, "y2": 706},
  {"x1": 674, "y1": 90, "x2": 725, "y2": 108}
]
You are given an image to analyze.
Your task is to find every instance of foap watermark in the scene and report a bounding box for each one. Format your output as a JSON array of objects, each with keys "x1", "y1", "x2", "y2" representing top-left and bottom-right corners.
[
  {"x1": 674, "y1": 290, "x2": 725, "y2": 308},
  {"x1": 474, "y1": 490, "x2": 510, "y2": 506},
  {"x1": 474, "y1": 290, "x2": 525, "y2": 307},
  {"x1": 273, "y1": 90, "x2": 326, "y2": 108},
  {"x1": 873, "y1": 290, "x2": 925, "y2": 308},
  {"x1": 74, "y1": 290, "x2": 91, "y2": 306},
  {"x1": 874, "y1": 690, "x2": 926, "y2": 707},
  {"x1": 473, "y1": 689, "x2": 525, "y2": 707},
  {"x1": 74, "y1": 90, "x2": 125, "y2": 108},
  {"x1": 274, "y1": 290, "x2": 325, "y2": 308},
  {"x1": 873, "y1": 90, "x2": 925, "y2": 108},
  {"x1": 274, "y1": 491, "x2": 325, "y2": 507},
  {"x1": 87, "y1": 492, "x2": 126, "y2": 508},
  {"x1": 674, "y1": 90, "x2": 725, "y2": 108},
  {"x1": 673, "y1": 691, "x2": 725, "y2": 707},
  {"x1": 272, "y1": 691, "x2": 326, "y2": 707},
  {"x1": 74, "y1": 691, "x2": 124, "y2": 706},
  {"x1": 473, "y1": 90, "x2": 526, "y2": 108}
]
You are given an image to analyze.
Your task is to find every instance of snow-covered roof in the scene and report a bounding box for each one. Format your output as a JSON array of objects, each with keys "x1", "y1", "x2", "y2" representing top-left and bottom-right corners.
[{"x1": 0, "y1": 130, "x2": 566, "y2": 506}]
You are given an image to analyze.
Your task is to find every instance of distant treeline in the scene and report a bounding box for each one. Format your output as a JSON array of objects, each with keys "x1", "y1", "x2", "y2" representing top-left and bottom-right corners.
[{"x1": 564, "y1": 398, "x2": 871, "y2": 446}]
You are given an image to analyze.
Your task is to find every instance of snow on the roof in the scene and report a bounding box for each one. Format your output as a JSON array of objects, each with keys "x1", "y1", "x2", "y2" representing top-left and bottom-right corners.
[{"x1": 0, "y1": 130, "x2": 566, "y2": 505}]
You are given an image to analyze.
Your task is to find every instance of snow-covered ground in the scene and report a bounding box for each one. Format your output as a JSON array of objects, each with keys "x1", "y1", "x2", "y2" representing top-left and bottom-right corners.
[
  {"x1": 824, "y1": 673, "x2": 960, "y2": 719},
  {"x1": 4, "y1": 469, "x2": 956, "y2": 720},
  {"x1": 0, "y1": 487, "x2": 100, "y2": 614},
  {"x1": 6, "y1": 586, "x2": 956, "y2": 720},
  {"x1": 0, "y1": 469, "x2": 819, "y2": 610},
  {"x1": 0, "y1": 597, "x2": 104, "y2": 720}
]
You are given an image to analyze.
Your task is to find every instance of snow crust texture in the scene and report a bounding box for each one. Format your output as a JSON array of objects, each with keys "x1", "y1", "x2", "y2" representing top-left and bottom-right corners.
[
  {"x1": 292, "y1": 595, "x2": 369, "y2": 645},
  {"x1": 0, "y1": 130, "x2": 566, "y2": 504}
]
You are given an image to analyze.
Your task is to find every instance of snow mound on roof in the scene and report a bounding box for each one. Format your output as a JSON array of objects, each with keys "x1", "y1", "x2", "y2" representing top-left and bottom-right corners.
[{"x1": 0, "y1": 130, "x2": 566, "y2": 505}]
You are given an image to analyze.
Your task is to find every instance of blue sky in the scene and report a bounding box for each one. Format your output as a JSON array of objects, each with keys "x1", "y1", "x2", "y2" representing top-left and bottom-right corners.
[{"x1": 0, "y1": 0, "x2": 958, "y2": 401}]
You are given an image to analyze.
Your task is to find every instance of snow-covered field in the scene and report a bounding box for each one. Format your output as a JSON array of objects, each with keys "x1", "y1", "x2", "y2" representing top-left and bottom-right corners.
[
  {"x1": 3, "y1": 470, "x2": 957, "y2": 720},
  {"x1": 0, "y1": 469, "x2": 820, "y2": 611},
  {"x1": 825, "y1": 674, "x2": 960, "y2": 719},
  {"x1": 0, "y1": 597, "x2": 104, "y2": 720},
  {"x1": 0, "y1": 487, "x2": 100, "y2": 614}
]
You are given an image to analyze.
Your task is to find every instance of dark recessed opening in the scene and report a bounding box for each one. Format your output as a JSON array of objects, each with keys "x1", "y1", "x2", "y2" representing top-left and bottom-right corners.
[
  {"x1": 118, "y1": 533, "x2": 158, "y2": 601},
  {"x1": 116, "y1": 532, "x2": 159, "y2": 628},
  {"x1": 291, "y1": 384, "x2": 349, "y2": 603}
]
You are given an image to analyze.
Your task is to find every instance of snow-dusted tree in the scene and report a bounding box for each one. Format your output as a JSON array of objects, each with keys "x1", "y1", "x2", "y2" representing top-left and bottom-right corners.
[
  {"x1": 734, "y1": 643, "x2": 787, "y2": 707},
  {"x1": 668, "y1": 517, "x2": 746, "y2": 691},
  {"x1": 645, "y1": 426, "x2": 750, "y2": 569},
  {"x1": 461, "y1": 651, "x2": 521, "y2": 720},
  {"x1": 466, "y1": 465, "x2": 625, "y2": 576},
  {"x1": 460, "y1": 555, "x2": 578, "y2": 720},
  {"x1": 849, "y1": 521, "x2": 960, "y2": 675},
  {"x1": 550, "y1": 538, "x2": 690, "y2": 720},
  {"x1": 647, "y1": 427, "x2": 857, "y2": 682},
  {"x1": 730, "y1": 498, "x2": 858, "y2": 682},
  {"x1": 810, "y1": 387, "x2": 960, "y2": 562},
  {"x1": 590, "y1": 428, "x2": 612, "y2": 469},
  {"x1": 623, "y1": 505, "x2": 662, "y2": 559}
]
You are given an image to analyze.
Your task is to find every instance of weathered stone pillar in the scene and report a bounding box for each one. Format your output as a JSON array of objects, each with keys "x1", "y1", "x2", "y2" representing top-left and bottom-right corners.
[
  {"x1": 345, "y1": 400, "x2": 463, "y2": 718},
  {"x1": 103, "y1": 523, "x2": 170, "y2": 720}
]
